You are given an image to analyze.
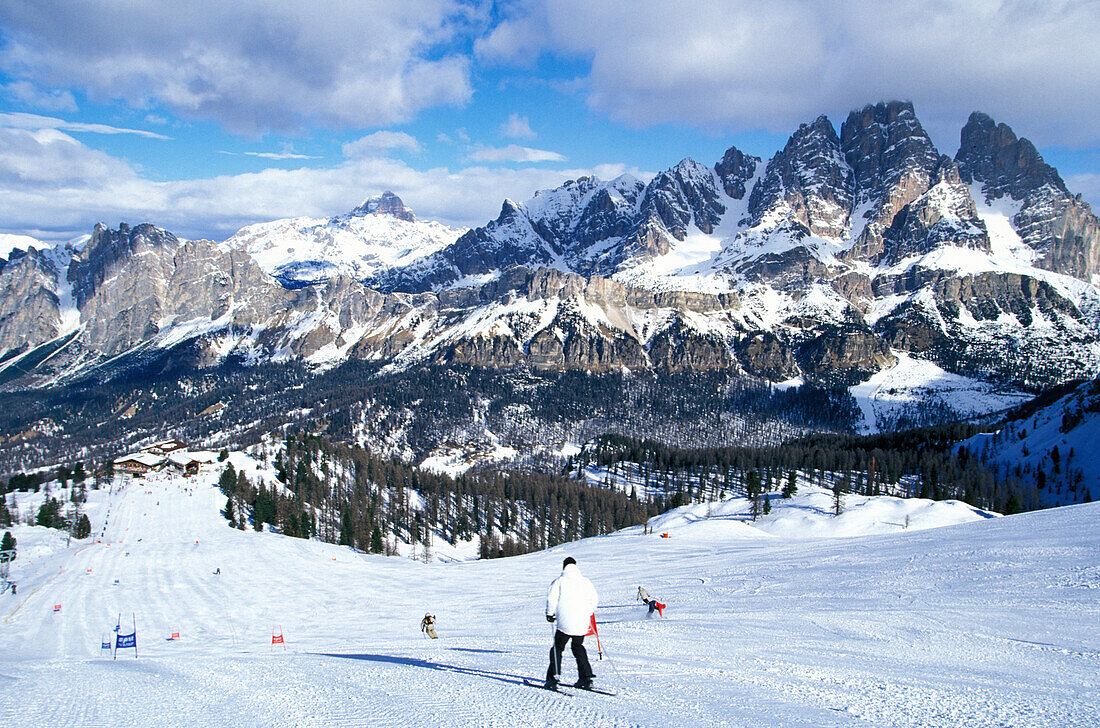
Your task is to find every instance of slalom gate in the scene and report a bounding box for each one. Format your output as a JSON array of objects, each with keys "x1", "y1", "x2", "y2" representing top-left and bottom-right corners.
[
  {"x1": 113, "y1": 613, "x2": 138, "y2": 659},
  {"x1": 271, "y1": 626, "x2": 285, "y2": 650}
]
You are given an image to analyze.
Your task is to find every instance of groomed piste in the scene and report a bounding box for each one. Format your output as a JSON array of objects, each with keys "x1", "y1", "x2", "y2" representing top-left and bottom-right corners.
[{"x1": 1, "y1": 458, "x2": 1097, "y2": 727}]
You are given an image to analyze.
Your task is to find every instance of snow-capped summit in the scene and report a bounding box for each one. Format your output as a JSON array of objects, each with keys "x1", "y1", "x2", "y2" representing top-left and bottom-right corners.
[
  {"x1": 344, "y1": 190, "x2": 417, "y2": 223},
  {"x1": 224, "y1": 194, "x2": 464, "y2": 286}
]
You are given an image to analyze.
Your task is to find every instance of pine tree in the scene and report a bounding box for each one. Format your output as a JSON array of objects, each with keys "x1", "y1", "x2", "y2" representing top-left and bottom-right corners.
[
  {"x1": 782, "y1": 471, "x2": 797, "y2": 498},
  {"x1": 224, "y1": 497, "x2": 235, "y2": 523},
  {"x1": 36, "y1": 498, "x2": 63, "y2": 529},
  {"x1": 74, "y1": 513, "x2": 91, "y2": 539},
  {"x1": 746, "y1": 470, "x2": 763, "y2": 521},
  {"x1": 218, "y1": 464, "x2": 237, "y2": 496},
  {"x1": 370, "y1": 525, "x2": 384, "y2": 554},
  {"x1": 763, "y1": 495, "x2": 772, "y2": 515},
  {"x1": 833, "y1": 475, "x2": 847, "y2": 517},
  {"x1": 0, "y1": 531, "x2": 15, "y2": 561}
]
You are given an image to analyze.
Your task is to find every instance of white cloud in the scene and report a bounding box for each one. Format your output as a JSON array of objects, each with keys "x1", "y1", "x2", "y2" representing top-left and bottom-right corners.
[
  {"x1": 467, "y1": 144, "x2": 566, "y2": 163},
  {"x1": 499, "y1": 113, "x2": 536, "y2": 139},
  {"x1": 0, "y1": 81, "x2": 77, "y2": 112},
  {"x1": 342, "y1": 131, "x2": 422, "y2": 159},
  {"x1": 220, "y1": 150, "x2": 320, "y2": 160},
  {"x1": 0, "y1": 125, "x2": 609, "y2": 240},
  {"x1": 0, "y1": 112, "x2": 171, "y2": 139},
  {"x1": 477, "y1": 0, "x2": 1100, "y2": 148},
  {"x1": 0, "y1": 0, "x2": 478, "y2": 134}
]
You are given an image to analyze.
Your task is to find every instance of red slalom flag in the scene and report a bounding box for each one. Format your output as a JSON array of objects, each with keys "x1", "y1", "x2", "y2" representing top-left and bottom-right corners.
[
  {"x1": 271, "y1": 633, "x2": 284, "y2": 645},
  {"x1": 585, "y1": 614, "x2": 603, "y2": 659}
]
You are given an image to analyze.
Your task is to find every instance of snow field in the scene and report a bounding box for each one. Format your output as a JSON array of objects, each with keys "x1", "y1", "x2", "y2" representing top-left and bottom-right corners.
[{"x1": 1, "y1": 462, "x2": 1098, "y2": 727}]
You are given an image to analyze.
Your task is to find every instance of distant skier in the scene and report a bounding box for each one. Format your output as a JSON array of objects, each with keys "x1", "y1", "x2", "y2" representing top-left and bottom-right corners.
[
  {"x1": 642, "y1": 596, "x2": 666, "y2": 618},
  {"x1": 545, "y1": 557, "x2": 598, "y2": 690},
  {"x1": 420, "y1": 613, "x2": 438, "y2": 639},
  {"x1": 636, "y1": 586, "x2": 650, "y2": 603}
]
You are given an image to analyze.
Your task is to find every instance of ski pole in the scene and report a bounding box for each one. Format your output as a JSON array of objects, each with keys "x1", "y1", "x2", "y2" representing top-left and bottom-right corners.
[{"x1": 551, "y1": 623, "x2": 561, "y2": 680}]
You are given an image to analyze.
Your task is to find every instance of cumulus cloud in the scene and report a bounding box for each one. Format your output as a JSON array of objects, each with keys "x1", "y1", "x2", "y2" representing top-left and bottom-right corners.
[
  {"x1": 499, "y1": 113, "x2": 536, "y2": 139},
  {"x1": 0, "y1": 112, "x2": 171, "y2": 139},
  {"x1": 477, "y1": 0, "x2": 1100, "y2": 148},
  {"x1": 0, "y1": 126, "x2": 610, "y2": 240},
  {"x1": 0, "y1": 0, "x2": 478, "y2": 134},
  {"x1": 342, "y1": 131, "x2": 422, "y2": 159},
  {"x1": 467, "y1": 144, "x2": 566, "y2": 163}
]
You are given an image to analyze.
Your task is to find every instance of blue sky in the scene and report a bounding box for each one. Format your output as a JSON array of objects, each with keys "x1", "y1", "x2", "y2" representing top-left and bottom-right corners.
[{"x1": 1, "y1": 0, "x2": 1099, "y2": 242}]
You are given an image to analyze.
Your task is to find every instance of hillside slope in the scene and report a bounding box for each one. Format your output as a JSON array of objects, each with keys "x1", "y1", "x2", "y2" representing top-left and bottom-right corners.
[{"x1": 1, "y1": 465, "x2": 1096, "y2": 727}]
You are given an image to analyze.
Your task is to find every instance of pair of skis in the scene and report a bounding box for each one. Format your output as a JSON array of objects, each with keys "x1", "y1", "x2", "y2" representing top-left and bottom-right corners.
[{"x1": 523, "y1": 678, "x2": 615, "y2": 696}]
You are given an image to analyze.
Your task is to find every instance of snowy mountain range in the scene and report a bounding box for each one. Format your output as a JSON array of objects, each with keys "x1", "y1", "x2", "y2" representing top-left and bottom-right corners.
[
  {"x1": 225, "y1": 191, "x2": 464, "y2": 287},
  {"x1": 1, "y1": 101, "x2": 1098, "y2": 410}
]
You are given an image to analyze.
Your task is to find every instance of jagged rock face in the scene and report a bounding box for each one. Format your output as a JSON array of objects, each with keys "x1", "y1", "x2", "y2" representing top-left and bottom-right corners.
[
  {"x1": 749, "y1": 115, "x2": 853, "y2": 239},
  {"x1": 348, "y1": 191, "x2": 417, "y2": 223},
  {"x1": 956, "y1": 113, "x2": 1067, "y2": 200},
  {"x1": 648, "y1": 323, "x2": 735, "y2": 372},
  {"x1": 931, "y1": 271, "x2": 1077, "y2": 327},
  {"x1": 878, "y1": 160, "x2": 990, "y2": 266},
  {"x1": 0, "y1": 248, "x2": 61, "y2": 357},
  {"x1": 71, "y1": 224, "x2": 182, "y2": 354},
  {"x1": 957, "y1": 112, "x2": 1100, "y2": 281},
  {"x1": 69, "y1": 223, "x2": 181, "y2": 309},
  {"x1": 798, "y1": 327, "x2": 897, "y2": 385},
  {"x1": 714, "y1": 145, "x2": 759, "y2": 201},
  {"x1": 842, "y1": 101, "x2": 942, "y2": 261},
  {"x1": 640, "y1": 159, "x2": 726, "y2": 238},
  {"x1": 735, "y1": 332, "x2": 799, "y2": 380}
]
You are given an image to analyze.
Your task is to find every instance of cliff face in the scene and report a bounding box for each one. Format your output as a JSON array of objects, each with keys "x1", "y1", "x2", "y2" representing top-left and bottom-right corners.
[{"x1": 1, "y1": 102, "x2": 1098, "y2": 395}]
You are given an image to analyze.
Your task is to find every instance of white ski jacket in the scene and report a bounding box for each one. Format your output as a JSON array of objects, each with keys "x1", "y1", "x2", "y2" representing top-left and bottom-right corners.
[{"x1": 546, "y1": 563, "x2": 598, "y2": 636}]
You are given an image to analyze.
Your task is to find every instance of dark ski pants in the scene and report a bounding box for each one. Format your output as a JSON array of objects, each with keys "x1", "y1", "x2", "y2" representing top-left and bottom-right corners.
[{"x1": 547, "y1": 629, "x2": 593, "y2": 683}]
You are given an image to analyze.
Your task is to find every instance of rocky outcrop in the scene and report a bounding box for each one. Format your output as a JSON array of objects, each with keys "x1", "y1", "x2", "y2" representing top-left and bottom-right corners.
[
  {"x1": 798, "y1": 327, "x2": 897, "y2": 385},
  {"x1": 735, "y1": 332, "x2": 799, "y2": 380},
  {"x1": 69, "y1": 223, "x2": 181, "y2": 309},
  {"x1": 714, "y1": 145, "x2": 759, "y2": 201},
  {"x1": 878, "y1": 160, "x2": 990, "y2": 266},
  {"x1": 0, "y1": 248, "x2": 61, "y2": 357}
]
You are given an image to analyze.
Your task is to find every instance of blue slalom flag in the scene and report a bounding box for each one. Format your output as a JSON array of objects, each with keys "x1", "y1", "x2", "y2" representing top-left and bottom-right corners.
[
  {"x1": 101, "y1": 641, "x2": 111, "y2": 650},
  {"x1": 116, "y1": 632, "x2": 137, "y2": 649}
]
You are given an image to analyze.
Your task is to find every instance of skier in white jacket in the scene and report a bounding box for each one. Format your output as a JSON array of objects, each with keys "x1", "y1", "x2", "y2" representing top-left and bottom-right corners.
[{"x1": 544, "y1": 556, "x2": 599, "y2": 689}]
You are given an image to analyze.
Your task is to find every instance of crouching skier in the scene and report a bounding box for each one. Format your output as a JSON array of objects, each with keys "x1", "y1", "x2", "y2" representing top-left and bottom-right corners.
[
  {"x1": 420, "y1": 613, "x2": 438, "y2": 639},
  {"x1": 545, "y1": 556, "x2": 598, "y2": 690}
]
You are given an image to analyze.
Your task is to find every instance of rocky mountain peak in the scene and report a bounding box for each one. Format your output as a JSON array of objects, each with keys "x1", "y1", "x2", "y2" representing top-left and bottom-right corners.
[
  {"x1": 640, "y1": 158, "x2": 726, "y2": 237},
  {"x1": 841, "y1": 100, "x2": 940, "y2": 204},
  {"x1": 68, "y1": 222, "x2": 181, "y2": 309},
  {"x1": 956, "y1": 112, "x2": 1067, "y2": 201},
  {"x1": 841, "y1": 101, "x2": 942, "y2": 261},
  {"x1": 748, "y1": 113, "x2": 853, "y2": 238},
  {"x1": 714, "y1": 144, "x2": 759, "y2": 200},
  {"x1": 349, "y1": 191, "x2": 416, "y2": 222}
]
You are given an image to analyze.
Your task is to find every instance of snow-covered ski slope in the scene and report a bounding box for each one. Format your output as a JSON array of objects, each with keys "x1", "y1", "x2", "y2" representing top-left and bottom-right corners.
[{"x1": 2, "y1": 467, "x2": 1098, "y2": 727}]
